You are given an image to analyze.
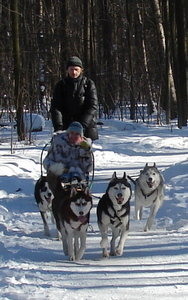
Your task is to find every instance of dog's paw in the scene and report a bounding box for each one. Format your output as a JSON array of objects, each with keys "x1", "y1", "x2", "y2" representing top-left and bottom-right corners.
[
  {"x1": 109, "y1": 251, "x2": 116, "y2": 256},
  {"x1": 102, "y1": 251, "x2": 109, "y2": 258},
  {"x1": 69, "y1": 255, "x2": 76, "y2": 261},
  {"x1": 56, "y1": 231, "x2": 62, "y2": 241},
  {"x1": 44, "y1": 231, "x2": 51, "y2": 237},
  {"x1": 115, "y1": 249, "x2": 123, "y2": 256}
]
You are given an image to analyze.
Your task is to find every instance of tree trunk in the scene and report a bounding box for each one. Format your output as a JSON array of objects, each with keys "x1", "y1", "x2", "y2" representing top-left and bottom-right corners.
[
  {"x1": 150, "y1": 0, "x2": 177, "y2": 122},
  {"x1": 11, "y1": 0, "x2": 25, "y2": 141},
  {"x1": 175, "y1": 0, "x2": 187, "y2": 127}
]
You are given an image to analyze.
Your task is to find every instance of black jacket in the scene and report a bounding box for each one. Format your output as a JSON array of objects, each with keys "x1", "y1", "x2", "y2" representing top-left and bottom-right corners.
[{"x1": 50, "y1": 74, "x2": 98, "y2": 141}]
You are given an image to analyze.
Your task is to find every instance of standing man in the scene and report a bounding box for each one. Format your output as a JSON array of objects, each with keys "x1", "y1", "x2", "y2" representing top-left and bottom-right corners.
[{"x1": 50, "y1": 56, "x2": 98, "y2": 141}]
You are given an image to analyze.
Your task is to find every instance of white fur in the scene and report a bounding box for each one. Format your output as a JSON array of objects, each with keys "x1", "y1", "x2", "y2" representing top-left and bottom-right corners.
[{"x1": 134, "y1": 163, "x2": 165, "y2": 231}]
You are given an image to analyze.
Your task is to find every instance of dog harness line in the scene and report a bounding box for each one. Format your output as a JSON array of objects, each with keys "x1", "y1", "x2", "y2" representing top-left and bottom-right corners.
[{"x1": 140, "y1": 187, "x2": 158, "y2": 202}]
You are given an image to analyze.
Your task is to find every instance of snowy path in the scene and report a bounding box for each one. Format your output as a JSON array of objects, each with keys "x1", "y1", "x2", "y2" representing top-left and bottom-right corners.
[{"x1": 0, "y1": 120, "x2": 188, "y2": 299}]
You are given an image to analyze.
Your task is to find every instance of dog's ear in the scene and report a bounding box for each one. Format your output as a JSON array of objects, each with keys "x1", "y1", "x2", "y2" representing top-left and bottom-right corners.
[
  {"x1": 84, "y1": 186, "x2": 91, "y2": 196},
  {"x1": 70, "y1": 187, "x2": 77, "y2": 197},
  {"x1": 122, "y1": 172, "x2": 127, "y2": 179},
  {"x1": 145, "y1": 163, "x2": 148, "y2": 168},
  {"x1": 153, "y1": 162, "x2": 156, "y2": 167},
  {"x1": 112, "y1": 172, "x2": 117, "y2": 179}
]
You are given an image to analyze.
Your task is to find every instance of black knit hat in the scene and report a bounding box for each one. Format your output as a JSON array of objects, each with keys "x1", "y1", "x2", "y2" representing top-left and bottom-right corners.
[{"x1": 66, "y1": 56, "x2": 83, "y2": 69}]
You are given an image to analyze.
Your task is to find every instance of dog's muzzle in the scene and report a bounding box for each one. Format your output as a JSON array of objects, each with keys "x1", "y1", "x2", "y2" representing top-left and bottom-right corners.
[
  {"x1": 44, "y1": 195, "x2": 52, "y2": 203},
  {"x1": 116, "y1": 196, "x2": 124, "y2": 204},
  {"x1": 78, "y1": 215, "x2": 88, "y2": 223},
  {"x1": 147, "y1": 179, "x2": 155, "y2": 188}
]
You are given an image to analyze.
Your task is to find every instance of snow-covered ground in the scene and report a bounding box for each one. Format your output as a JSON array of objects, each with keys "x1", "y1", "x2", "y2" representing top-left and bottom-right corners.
[{"x1": 0, "y1": 118, "x2": 188, "y2": 300}]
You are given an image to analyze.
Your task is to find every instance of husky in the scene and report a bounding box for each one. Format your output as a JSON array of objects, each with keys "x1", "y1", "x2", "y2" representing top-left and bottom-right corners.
[
  {"x1": 52, "y1": 186, "x2": 93, "y2": 261},
  {"x1": 130, "y1": 163, "x2": 164, "y2": 231},
  {"x1": 97, "y1": 172, "x2": 132, "y2": 258},
  {"x1": 34, "y1": 176, "x2": 54, "y2": 236}
]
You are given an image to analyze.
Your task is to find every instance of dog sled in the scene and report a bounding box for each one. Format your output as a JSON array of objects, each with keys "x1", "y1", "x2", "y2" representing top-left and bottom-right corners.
[{"x1": 40, "y1": 141, "x2": 95, "y2": 191}]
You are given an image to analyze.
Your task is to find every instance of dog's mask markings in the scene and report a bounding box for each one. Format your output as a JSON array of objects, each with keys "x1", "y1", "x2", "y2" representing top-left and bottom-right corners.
[
  {"x1": 39, "y1": 183, "x2": 54, "y2": 204},
  {"x1": 109, "y1": 183, "x2": 131, "y2": 205},
  {"x1": 70, "y1": 197, "x2": 92, "y2": 223},
  {"x1": 144, "y1": 169, "x2": 158, "y2": 188}
]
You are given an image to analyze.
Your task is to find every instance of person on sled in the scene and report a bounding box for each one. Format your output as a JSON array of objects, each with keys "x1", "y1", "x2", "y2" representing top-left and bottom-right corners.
[{"x1": 43, "y1": 121, "x2": 93, "y2": 193}]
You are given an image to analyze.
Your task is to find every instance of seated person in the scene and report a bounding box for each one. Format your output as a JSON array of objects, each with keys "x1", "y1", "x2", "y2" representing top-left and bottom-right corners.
[{"x1": 43, "y1": 121, "x2": 93, "y2": 192}]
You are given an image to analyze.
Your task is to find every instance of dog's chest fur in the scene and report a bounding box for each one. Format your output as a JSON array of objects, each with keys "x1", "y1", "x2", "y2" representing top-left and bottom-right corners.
[
  {"x1": 136, "y1": 180, "x2": 160, "y2": 205},
  {"x1": 98, "y1": 194, "x2": 130, "y2": 227}
]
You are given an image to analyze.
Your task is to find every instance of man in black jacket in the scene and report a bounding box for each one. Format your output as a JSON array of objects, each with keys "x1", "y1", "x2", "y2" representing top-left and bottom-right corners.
[{"x1": 50, "y1": 56, "x2": 98, "y2": 141}]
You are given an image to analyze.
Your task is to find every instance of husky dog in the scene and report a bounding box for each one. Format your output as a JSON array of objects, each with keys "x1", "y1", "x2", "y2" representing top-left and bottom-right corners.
[
  {"x1": 132, "y1": 163, "x2": 164, "y2": 231},
  {"x1": 97, "y1": 172, "x2": 132, "y2": 258},
  {"x1": 52, "y1": 186, "x2": 93, "y2": 261},
  {"x1": 34, "y1": 176, "x2": 54, "y2": 236}
]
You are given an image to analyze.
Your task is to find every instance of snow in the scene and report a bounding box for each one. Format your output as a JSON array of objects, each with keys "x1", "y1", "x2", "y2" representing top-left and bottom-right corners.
[
  {"x1": 23, "y1": 113, "x2": 45, "y2": 132},
  {"x1": 0, "y1": 118, "x2": 188, "y2": 300}
]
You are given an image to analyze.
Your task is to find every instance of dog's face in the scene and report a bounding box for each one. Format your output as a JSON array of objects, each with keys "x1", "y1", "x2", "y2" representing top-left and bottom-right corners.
[
  {"x1": 140, "y1": 163, "x2": 161, "y2": 189},
  {"x1": 39, "y1": 181, "x2": 54, "y2": 207},
  {"x1": 70, "y1": 187, "x2": 93, "y2": 222},
  {"x1": 107, "y1": 172, "x2": 131, "y2": 206}
]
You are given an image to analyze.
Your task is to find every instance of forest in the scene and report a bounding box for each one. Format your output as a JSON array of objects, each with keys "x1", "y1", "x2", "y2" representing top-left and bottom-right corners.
[{"x1": 0, "y1": 0, "x2": 188, "y2": 140}]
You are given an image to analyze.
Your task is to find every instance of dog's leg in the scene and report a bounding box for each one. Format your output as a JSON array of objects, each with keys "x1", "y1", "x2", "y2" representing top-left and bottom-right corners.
[
  {"x1": 67, "y1": 231, "x2": 75, "y2": 261},
  {"x1": 144, "y1": 202, "x2": 160, "y2": 231},
  {"x1": 59, "y1": 223, "x2": 68, "y2": 255},
  {"x1": 116, "y1": 227, "x2": 129, "y2": 256},
  {"x1": 75, "y1": 230, "x2": 87, "y2": 261},
  {"x1": 135, "y1": 202, "x2": 143, "y2": 220},
  {"x1": 51, "y1": 212, "x2": 55, "y2": 224},
  {"x1": 110, "y1": 228, "x2": 119, "y2": 256},
  {"x1": 61, "y1": 235, "x2": 68, "y2": 255},
  {"x1": 55, "y1": 219, "x2": 62, "y2": 241},
  {"x1": 74, "y1": 234, "x2": 79, "y2": 253},
  {"x1": 40, "y1": 211, "x2": 51, "y2": 236},
  {"x1": 98, "y1": 223, "x2": 109, "y2": 258}
]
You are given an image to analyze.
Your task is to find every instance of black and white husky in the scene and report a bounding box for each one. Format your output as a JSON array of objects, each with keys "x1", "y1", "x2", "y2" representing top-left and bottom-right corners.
[
  {"x1": 34, "y1": 176, "x2": 54, "y2": 236},
  {"x1": 52, "y1": 186, "x2": 93, "y2": 261},
  {"x1": 97, "y1": 172, "x2": 132, "y2": 258},
  {"x1": 131, "y1": 163, "x2": 164, "y2": 231}
]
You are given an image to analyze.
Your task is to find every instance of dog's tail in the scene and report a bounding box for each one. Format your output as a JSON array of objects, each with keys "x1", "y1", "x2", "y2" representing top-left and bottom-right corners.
[{"x1": 127, "y1": 175, "x2": 136, "y2": 185}]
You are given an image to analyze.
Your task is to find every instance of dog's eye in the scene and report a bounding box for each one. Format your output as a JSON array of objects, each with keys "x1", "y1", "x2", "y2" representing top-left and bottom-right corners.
[
  {"x1": 41, "y1": 187, "x2": 47, "y2": 192},
  {"x1": 114, "y1": 187, "x2": 118, "y2": 190}
]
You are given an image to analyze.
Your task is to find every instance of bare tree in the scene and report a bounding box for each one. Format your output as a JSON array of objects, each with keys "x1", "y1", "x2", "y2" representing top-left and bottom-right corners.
[
  {"x1": 11, "y1": 0, "x2": 25, "y2": 140},
  {"x1": 1, "y1": 0, "x2": 188, "y2": 135}
]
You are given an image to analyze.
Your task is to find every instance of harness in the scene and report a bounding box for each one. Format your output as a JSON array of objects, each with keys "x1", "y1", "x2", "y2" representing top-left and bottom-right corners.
[
  {"x1": 140, "y1": 187, "x2": 158, "y2": 202},
  {"x1": 110, "y1": 211, "x2": 123, "y2": 228},
  {"x1": 127, "y1": 175, "x2": 158, "y2": 203},
  {"x1": 105, "y1": 199, "x2": 130, "y2": 228},
  {"x1": 70, "y1": 217, "x2": 89, "y2": 230}
]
